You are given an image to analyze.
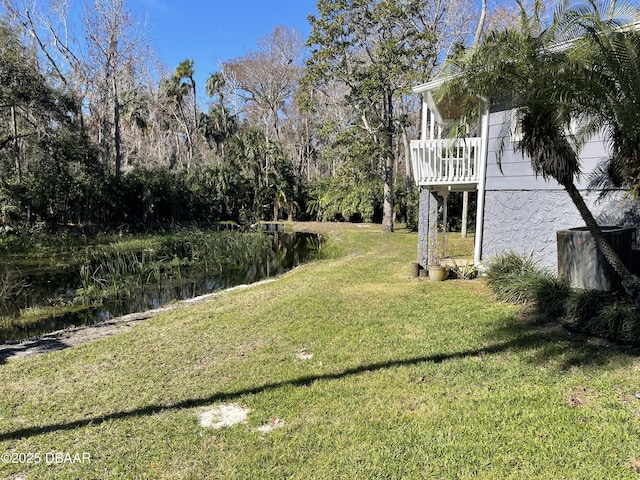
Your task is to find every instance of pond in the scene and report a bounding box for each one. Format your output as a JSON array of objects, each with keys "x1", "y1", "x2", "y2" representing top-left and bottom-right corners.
[{"x1": 0, "y1": 231, "x2": 322, "y2": 342}]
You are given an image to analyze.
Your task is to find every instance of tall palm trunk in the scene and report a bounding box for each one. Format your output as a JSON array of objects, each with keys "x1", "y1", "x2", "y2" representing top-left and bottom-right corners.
[
  {"x1": 563, "y1": 180, "x2": 640, "y2": 303},
  {"x1": 382, "y1": 91, "x2": 395, "y2": 233},
  {"x1": 112, "y1": 74, "x2": 122, "y2": 176},
  {"x1": 10, "y1": 105, "x2": 20, "y2": 182}
]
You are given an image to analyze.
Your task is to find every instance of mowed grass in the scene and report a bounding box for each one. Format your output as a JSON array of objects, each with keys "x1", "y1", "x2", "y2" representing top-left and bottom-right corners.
[{"x1": 0, "y1": 223, "x2": 639, "y2": 479}]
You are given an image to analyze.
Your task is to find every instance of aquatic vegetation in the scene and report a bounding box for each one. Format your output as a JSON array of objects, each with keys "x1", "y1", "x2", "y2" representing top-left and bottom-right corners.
[
  {"x1": 0, "y1": 272, "x2": 29, "y2": 311},
  {"x1": 1, "y1": 228, "x2": 322, "y2": 341},
  {"x1": 75, "y1": 231, "x2": 275, "y2": 300}
]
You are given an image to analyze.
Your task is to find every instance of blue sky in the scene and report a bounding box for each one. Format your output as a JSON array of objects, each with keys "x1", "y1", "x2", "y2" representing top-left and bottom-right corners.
[{"x1": 131, "y1": 0, "x2": 318, "y2": 87}]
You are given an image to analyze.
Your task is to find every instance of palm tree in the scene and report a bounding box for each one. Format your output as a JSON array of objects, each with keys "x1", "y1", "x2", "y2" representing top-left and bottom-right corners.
[
  {"x1": 175, "y1": 59, "x2": 198, "y2": 129},
  {"x1": 198, "y1": 106, "x2": 237, "y2": 157},
  {"x1": 162, "y1": 60, "x2": 198, "y2": 168},
  {"x1": 443, "y1": 0, "x2": 640, "y2": 301},
  {"x1": 560, "y1": 1, "x2": 640, "y2": 196}
]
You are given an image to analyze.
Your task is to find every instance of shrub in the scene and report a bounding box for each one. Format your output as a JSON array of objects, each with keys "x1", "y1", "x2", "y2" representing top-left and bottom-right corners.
[
  {"x1": 531, "y1": 274, "x2": 571, "y2": 319},
  {"x1": 449, "y1": 260, "x2": 479, "y2": 280},
  {"x1": 313, "y1": 169, "x2": 383, "y2": 223},
  {"x1": 484, "y1": 251, "x2": 640, "y2": 344},
  {"x1": 563, "y1": 291, "x2": 640, "y2": 343},
  {"x1": 485, "y1": 250, "x2": 538, "y2": 286},
  {"x1": 596, "y1": 301, "x2": 639, "y2": 341},
  {"x1": 620, "y1": 308, "x2": 640, "y2": 343},
  {"x1": 562, "y1": 289, "x2": 610, "y2": 329},
  {"x1": 484, "y1": 251, "x2": 567, "y2": 308}
]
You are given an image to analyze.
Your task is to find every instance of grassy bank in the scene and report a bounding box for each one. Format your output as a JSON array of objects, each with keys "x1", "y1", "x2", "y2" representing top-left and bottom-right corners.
[
  {"x1": 0, "y1": 229, "x2": 302, "y2": 340},
  {"x1": 0, "y1": 223, "x2": 639, "y2": 479}
]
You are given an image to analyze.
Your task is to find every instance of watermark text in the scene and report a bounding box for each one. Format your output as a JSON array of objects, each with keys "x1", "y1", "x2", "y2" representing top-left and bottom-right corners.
[{"x1": 1, "y1": 451, "x2": 91, "y2": 465}]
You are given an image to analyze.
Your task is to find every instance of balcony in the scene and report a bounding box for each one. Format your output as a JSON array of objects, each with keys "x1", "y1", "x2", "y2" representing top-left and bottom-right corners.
[{"x1": 410, "y1": 137, "x2": 482, "y2": 190}]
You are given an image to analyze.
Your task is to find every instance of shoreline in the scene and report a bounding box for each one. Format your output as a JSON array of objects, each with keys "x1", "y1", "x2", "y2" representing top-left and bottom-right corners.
[{"x1": 0, "y1": 278, "x2": 276, "y2": 363}]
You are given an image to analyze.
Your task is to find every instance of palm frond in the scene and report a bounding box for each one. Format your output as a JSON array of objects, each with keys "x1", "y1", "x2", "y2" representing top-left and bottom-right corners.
[{"x1": 587, "y1": 157, "x2": 627, "y2": 199}]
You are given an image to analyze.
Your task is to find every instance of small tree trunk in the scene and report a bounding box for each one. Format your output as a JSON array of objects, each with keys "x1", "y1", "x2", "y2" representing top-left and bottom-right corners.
[
  {"x1": 382, "y1": 160, "x2": 394, "y2": 232},
  {"x1": 112, "y1": 75, "x2": 122, "y2": 176},
  {"x1": 10, "y1": 105, "x2": 20, "y2": 182},
  {"x1": 399, "y1": 100, "x2": 413, "y2": 192},
  {"x1": 381, "y1": 92, "x2": 395, "y2": 233},
  {"x1": 403, "y1": 130, "x2": 412, "y2": 191},
  {"x1": 273, "y1": 195, "x2": 279, "y2": 222},
  {"x1": 474, "y1": 0, "x2": 487, "y2": 46},
  {"x1": 192, "y1": 79, "x2": 198, "y2": 133}
]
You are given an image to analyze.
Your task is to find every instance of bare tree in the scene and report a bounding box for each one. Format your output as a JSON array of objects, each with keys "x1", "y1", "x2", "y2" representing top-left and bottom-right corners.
[
  {"x1": 83, "y1": 0, "x2": 149, "y2": 175},
  {"x1": 476, "y1": 0, "x2": 487, "y2": 45},
  {"x1": 3, "y1": 0, "x2": 88, "y2": 128},
  {"x1": 221, "y1": 26, "x2": 305, "y2": 141},
  {"x1": 4, "y1": 0, "x2": 151, "y2": 175},
  {"x1": 479, "y1": 0, "x2": 559, "y2": 38}
]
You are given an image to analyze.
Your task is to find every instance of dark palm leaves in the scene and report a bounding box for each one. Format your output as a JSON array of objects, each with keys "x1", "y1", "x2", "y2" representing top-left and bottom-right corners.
[
  {"x1": 561, "y1": 6, "x2": 640, "y2": 197},
  {"x1": 587, "y1": 157, "x2": 627, "y2": 200},
  {"x1": 519, "y1": 106, "x2": 581, "y2": 186}
]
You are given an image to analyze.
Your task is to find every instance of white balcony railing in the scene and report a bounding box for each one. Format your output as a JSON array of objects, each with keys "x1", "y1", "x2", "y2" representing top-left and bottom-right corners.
[{"x1": 410, "y1": 137, "x2": 482, "y2": 188}]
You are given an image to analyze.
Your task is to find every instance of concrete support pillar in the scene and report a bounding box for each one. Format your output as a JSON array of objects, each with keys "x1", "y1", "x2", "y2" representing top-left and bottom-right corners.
[
  {"x1": 461, "y1": 191, "x2": 469, "y2": 238},
  {"x1": 442, "y1": 191, "x2": 449, "y2": 233},
  {"x1": 417, "y1": 187, "x2": 439, "y2": 267}
]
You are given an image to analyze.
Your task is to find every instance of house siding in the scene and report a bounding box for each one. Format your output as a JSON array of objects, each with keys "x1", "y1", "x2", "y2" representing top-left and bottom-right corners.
[
  {"x1": 481, "y1": 189, "x2": 640, "y2": 269},
  {"x1": 476, "y1": 110, "x2": 640, "y2": 270},
  {"x1": 483, "y1": 190, "x2": 597, "y2": 269},
  {"x1": 484, "y1": 110, "x2": 609, "y2": 191}
]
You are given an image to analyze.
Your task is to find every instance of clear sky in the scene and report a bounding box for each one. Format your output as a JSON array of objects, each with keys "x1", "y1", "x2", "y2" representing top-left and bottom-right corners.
[{"x1": 131, "y1": 0, "x2": 318, "y2": 88}]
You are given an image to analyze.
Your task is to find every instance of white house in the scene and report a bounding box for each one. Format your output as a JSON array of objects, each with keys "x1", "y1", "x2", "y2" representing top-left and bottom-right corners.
[{"x1": 411, "y1": 78, "x2": 640, "y2": 272}]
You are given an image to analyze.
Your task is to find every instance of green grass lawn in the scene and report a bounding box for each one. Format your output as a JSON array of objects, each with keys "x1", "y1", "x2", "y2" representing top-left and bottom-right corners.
[{"x1": 1, "y1": 223, "x2": 639, "y2": 479}]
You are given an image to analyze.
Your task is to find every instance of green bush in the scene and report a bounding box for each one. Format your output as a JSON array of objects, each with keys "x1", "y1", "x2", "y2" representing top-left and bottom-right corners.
[
  {"x1": 484, "y1": 251, "x2": 567, "y2": 307},
  {"x1": 562, "y1": 289, "x2": 610, "y2": 328},
  {"x1": 313, "y1": 168, "x2": 383, "y2": 223},
  {"x1": 484, "y1": 251, "x2": 640, "y2": 344},
  {"x1": 449, "y1": 260, "x2": 479, "y2": 280},
  {"x1": 563, "y1": 290, "x2": 640, "y2": 342}
]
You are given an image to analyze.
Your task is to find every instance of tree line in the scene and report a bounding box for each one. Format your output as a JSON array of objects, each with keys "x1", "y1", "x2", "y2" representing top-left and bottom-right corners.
[{"x1": 0, "y1": 0, "x2": 527, "y2": 232}]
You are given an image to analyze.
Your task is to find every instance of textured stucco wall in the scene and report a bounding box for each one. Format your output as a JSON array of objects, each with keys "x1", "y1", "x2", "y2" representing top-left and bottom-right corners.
[{"x1": 480, "y1": 189, "x2": 640, "y2": 270}]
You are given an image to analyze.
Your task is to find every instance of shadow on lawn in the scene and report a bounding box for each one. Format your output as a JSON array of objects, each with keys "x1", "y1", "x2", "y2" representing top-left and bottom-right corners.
[
  {"x1": 486, "y1": 306, "x2": 640, "y2": 371},
  {"x1": 1, "y1": 311, "x2": 638, "y2": 442},
  {"x1": 0, "y1": 337, "x2": 69, "y2": 364}
]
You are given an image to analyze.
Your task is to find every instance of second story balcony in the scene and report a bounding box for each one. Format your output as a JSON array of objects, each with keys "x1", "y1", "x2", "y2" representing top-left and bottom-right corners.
[{"x1": 410, "y1": 137, "x2": 482, "y2": 190}]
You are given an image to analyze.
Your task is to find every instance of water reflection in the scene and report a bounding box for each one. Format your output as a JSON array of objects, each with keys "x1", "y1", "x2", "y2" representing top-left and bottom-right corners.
[{"x1": 1, "y1": 232, "x2": 321, "y2": 342}]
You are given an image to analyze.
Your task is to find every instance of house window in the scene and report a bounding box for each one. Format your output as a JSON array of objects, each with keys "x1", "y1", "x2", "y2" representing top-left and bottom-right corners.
[
  {"x1": 510, "y1": 113, "x2": 580, "y2": 146},
  {"x1": 510, "y1": 115, "x2": 523, "y2": 144}
]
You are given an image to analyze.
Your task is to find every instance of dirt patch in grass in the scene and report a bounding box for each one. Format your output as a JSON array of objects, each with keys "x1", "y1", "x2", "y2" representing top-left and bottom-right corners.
[
  {"x1": 296, "y1": 349, "x2": 313, "y2": 360},
  {"x1": 198, "y1": 404, "x2": 250, "y2": 429},
  {"x1": 256, "y1": 416, "x2": 286, "y2": 432}
]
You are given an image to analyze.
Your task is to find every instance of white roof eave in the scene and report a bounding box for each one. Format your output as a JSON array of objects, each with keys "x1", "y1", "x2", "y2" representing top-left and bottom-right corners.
[
  {"x1": 413, "y1": 73, "x2": 489, "y2": 124},
  {"x1": 413, "y1": 76, "x2": 455, "y2": 125},
  {"x1": 412, "y1": 76, "x2": 450, "y2": 94}
]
